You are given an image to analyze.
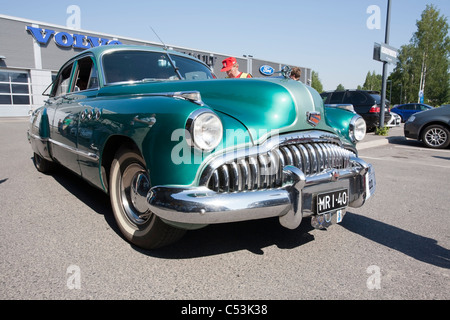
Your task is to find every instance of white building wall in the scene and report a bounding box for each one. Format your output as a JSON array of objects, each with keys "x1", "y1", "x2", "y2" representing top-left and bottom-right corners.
[{"x1": 30, "y1": 69, "x2": 52, "y2": 110}]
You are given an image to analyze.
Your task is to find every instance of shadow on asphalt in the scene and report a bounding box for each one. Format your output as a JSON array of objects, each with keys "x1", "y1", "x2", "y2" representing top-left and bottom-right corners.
[
  {"x1": 38, "y1": 157, "x2": 449, "y2": 266},
  {"x1": 43, "y1": 159, "x2": 317, "y2": 257},
  {"x1": 140, "y1": 218, "x2": 317, "y2": 258},
  {"x1": 341, "y1": 212, "x2": 450, "y2": 269},
  {"x1": 386, "y1": 134, "x2": 450, "y2": 150}
]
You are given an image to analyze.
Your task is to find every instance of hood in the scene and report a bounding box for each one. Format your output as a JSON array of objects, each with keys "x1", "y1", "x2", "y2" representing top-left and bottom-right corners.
[
  {"x1": 99, "y1": 78, "x2": 334, "y2": 142},
  {"x1": 200, "y1": 78, "x2": 333, "y2": 141}
]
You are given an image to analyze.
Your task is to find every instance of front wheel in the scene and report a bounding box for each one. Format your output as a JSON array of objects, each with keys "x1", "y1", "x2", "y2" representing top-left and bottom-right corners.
[
  {"x1": 109, "y1": 147, "x2": 186, "y2": 249},
  {"x1": 421, "y1": 125, "x2": 450, "y2": 149}
]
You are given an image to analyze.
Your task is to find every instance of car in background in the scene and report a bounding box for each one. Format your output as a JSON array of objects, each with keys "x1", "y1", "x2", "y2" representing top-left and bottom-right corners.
[
  {"x1": 321, "y1": 90, "x2": 391, "y2": 131},
  {"x1": 387, "y1": 112, "x2": 401, "y2": 127},
  {"x1": 404, "y1": 105, "x2": 450, "y2": 149},
  {"x1": 391, "y1": 103, "x2": 433, "y2": 122}
]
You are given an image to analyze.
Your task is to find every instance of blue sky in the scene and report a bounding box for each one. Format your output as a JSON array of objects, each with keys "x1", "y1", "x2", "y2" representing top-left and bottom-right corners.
[{"x1": 2, "y1": 0, "x2": 449, "y2": 90}]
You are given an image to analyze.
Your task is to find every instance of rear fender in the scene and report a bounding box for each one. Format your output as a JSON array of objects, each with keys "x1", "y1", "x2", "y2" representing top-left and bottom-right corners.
[{"x1": 28, "y1": 107, "x2": 52, "y2": 161}]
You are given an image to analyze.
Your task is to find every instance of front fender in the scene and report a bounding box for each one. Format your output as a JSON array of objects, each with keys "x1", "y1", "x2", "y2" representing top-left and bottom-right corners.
[
  {"x1": 95, "y1": 95, "x2": 251, "y2": 188},
  {"x1": 324, "y1": 106, "x2": 358, "y2": 151}
]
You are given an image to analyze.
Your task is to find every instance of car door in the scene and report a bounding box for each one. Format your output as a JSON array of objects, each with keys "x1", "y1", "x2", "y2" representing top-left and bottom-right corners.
[
  {"x1": 45, "y1": 60, "x2": 83, "y2": 175},
  {"x1": 73, "y1": 56, "x2": 104, "y2": 188},
  {"x1": 47, "y1": 55, "x2": 99, "y2": 176},
  {"x1": 403, "y1": 104, "x2": 417, "y2": 121}
]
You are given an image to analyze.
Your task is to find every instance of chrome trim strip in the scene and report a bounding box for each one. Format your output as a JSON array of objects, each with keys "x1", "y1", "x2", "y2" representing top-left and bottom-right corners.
[
  {"x1": 30, "y1": 133, "x2": 99, "y2": 162},
  {"x1": 49, "y1": 139, "x2": 99, "y2": 161}
]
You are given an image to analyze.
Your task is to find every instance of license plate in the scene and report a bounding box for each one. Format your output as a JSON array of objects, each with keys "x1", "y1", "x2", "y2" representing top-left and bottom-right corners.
[
  {"x1": 311, "y1": 209, "x2": 345, "y2": 229},
  {"x1": 316, "y1": 188, "x2": 349, "y2": 215}
]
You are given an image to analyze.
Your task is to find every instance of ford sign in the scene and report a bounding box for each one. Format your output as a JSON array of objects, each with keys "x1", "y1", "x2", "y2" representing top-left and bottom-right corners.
[{"x1": 259, "y1": 65, "x2": 274, "y2": 76}]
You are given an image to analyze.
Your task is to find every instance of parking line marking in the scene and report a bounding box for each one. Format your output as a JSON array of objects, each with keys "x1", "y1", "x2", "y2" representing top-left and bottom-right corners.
[
  {"x1": 393, "y1": 145, "x2": 450, "y2": 153},
  {"x1": 361, "y1": 156, "x2": 450, "y2": 169}
]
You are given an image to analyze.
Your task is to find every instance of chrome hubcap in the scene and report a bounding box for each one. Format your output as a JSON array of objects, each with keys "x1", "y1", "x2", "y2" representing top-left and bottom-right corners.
[{"x1": 121, "y1": 164, "x2": 151, "y2": 225}]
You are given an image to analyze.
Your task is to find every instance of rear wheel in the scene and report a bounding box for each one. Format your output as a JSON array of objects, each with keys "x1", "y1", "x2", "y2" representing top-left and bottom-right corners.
[
  {"x1": 33, "y1": 153, "x2": 54, "y2": 173},
  {"x1": 421, "y1": 125, "x2": 450, "y2": 149},
  {"x1": 109, "y1": 147, "x2": 186, "y2": 249}
]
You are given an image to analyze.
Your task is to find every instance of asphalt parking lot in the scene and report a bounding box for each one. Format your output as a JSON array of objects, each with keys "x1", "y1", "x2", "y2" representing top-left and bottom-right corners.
[{"x1": 0, "y1": 118, "x2": 448, "y2": 302}]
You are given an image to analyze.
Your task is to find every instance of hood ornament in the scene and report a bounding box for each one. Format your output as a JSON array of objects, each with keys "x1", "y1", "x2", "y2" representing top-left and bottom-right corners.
[{"x1": 307, "y1": 111, "x2": 321, "y2": 127}]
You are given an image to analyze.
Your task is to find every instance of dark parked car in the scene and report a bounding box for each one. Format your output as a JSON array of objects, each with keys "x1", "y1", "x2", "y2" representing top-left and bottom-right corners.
[
  {"x1": 321, "y1": 90, "x2": 391, "y2": 131},
  {"x1": 391, "y1": 103, "x2": 433, "y2": 122},
  {"x1": 404, "y1": 105, "x2": 450, "y2": 149}
]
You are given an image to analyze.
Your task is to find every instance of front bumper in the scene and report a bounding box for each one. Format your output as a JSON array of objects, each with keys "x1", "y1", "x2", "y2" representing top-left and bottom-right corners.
[
  {"x1": 404, "y1": 121, "x2": 419, "y2": 140},
  {"x1": 147, "y1": 156, "x2": 375, "y2": 230}
]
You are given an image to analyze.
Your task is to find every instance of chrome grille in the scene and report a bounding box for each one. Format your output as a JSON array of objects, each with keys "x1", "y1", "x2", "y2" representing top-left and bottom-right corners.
[{"x1": 207, "y1": 142, "x2": 355, "y2": 193}]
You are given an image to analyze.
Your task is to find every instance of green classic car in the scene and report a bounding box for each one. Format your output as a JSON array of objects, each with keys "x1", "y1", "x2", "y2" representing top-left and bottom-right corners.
[{"x1": 28, "y1": 45, "x2": 375, "y2": 249}]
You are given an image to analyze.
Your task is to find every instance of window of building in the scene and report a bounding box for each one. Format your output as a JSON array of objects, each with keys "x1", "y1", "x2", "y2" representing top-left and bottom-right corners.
[{"x1": 0, "y1": 70, "x2": 31, "y2": 106}]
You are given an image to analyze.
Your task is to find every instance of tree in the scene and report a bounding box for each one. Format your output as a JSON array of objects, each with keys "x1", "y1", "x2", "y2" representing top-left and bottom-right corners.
[
  {"x1": 310, "y1": 71, "x2": 323, "y2": 93},
  {"x1": 390, "y1": 5, "x2": 449, "y2": 105},
  {"x1": 362, "y1": 71, "x2": 382, "y2": 91},
  {"x1": 336, "y1": 84, "x2": 345, "y2": 91}
]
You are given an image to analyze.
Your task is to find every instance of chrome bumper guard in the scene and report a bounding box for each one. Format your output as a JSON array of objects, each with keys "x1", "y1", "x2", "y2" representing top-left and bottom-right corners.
[{"x1": 147, "y1": 157, "x2": 375, "y2": 230}]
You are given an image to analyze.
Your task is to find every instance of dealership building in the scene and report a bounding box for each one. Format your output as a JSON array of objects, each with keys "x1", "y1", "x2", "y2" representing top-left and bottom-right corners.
[{"x1": 0, "y1": 14, "x2": 311, "y2": 117}]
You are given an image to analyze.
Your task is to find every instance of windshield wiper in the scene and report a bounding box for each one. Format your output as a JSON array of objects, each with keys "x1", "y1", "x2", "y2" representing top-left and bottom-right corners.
[{"x1": 167, "y1": 54, "x2": 184, "y2": 80}]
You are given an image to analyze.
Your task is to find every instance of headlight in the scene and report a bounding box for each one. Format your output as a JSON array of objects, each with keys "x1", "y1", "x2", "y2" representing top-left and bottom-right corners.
[
  {"x1": 406, "y1": 115, "x2": 415, "y2": 123},
  {"x1": 350, "y1": 115, "x2": 366, "y2": 142},
  {"x1": 186, "y1": 109, "x2": 223, "y2": 151}
]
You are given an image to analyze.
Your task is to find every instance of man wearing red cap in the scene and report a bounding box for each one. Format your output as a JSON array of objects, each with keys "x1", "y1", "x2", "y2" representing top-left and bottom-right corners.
[{"x1": 221, "y1": 57, "x2": 253, "y2": 78}]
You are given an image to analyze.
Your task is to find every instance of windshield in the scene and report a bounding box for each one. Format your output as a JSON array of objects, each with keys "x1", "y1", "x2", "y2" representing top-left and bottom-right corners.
[{"x1": 102, "y1": 50, "x2": 215, "y2": 84}]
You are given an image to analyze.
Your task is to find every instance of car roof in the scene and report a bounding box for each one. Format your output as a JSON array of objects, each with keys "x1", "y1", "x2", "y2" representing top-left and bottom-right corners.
[
  {"x1": 73, "y1": 44, "x2": 203, "y2": 64},
  {"x1": 321, "y1": 89, "x2": 380, "y2": 94}
]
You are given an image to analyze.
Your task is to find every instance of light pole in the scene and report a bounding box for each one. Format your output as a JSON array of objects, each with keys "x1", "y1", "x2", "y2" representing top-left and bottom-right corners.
[
  {"x1": 387, "y1": 79, "x2": 392, "y2": 103},
  {"x1": 379, "y1": 0, "x2": 392, "y2": 128},
  {"x1": 243, "y1": 55, "x2": 253, "y2": 76}
]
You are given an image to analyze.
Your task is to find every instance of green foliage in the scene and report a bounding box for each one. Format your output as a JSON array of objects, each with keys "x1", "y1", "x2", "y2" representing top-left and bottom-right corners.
[
  {"x1": 311, "y1": 70, "x2": 323, "y2": 93},
  {"x1": 375, "y1": 126, "x2": 390, "y2": 136},
  {"x1": 336, "y1": 83, "x2": 345, "y2": 91},
  {"x1": 362, "y1": 71, "x2": 382, "y2": 92},
  {"x1": 389, "y1": 5, "x2": 449, "y2": 105}
]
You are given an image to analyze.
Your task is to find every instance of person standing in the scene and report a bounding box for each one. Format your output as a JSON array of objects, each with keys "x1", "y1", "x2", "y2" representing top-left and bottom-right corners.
[
  {"x1": 221, "y1": 57, "x2": 253, "y2": 78},
  {"x1": 289, "y1": 67, "x2": 302, "y2": 81}
]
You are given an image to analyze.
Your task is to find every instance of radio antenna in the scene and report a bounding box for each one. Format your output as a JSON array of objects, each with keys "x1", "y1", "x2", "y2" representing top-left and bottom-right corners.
[{"x1": 150, "y1": 26, "x2": 167, "y2": 50}]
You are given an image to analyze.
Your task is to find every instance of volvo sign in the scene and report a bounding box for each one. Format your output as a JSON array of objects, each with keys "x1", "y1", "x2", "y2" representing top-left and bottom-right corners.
[{"x1": 26, "y1": 26, "x2": 122, "y2": 49}]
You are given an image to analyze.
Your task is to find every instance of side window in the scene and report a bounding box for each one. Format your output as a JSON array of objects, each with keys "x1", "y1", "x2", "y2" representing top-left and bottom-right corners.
[
  {"x1": 329, "y1": 91, "x2": 344, "y2": 104},
  {"x1": 87, "y1": 67, "x2": 99, "y2": 90},
  {"x1": 320, "y1": 93, "x2": 329, "y2": 104},
  {"x1": 73, "y1": 56, "x2": 98, "y2": 92},
  {"x1": 52, "y1": 63, "x2": 74, "y2": 97},
  {"x1": 346, "y1": 92, "x2": 368, "y2": 105}
]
